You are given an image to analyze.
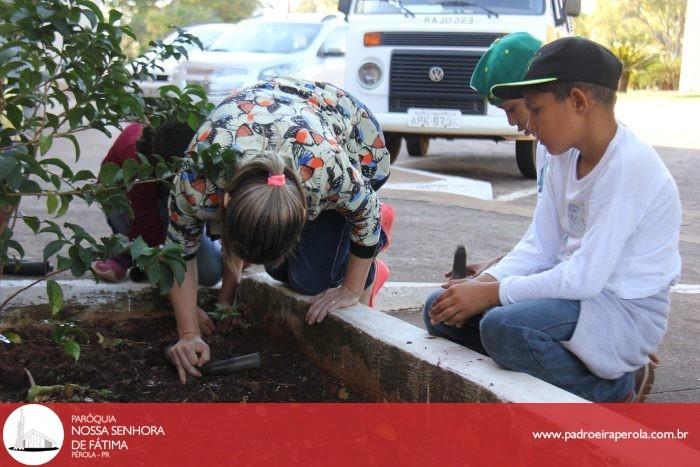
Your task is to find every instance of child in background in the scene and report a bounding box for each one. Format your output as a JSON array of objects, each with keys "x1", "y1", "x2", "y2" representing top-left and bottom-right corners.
[
  {"x1": 426, "y1": 37, "x2": 681, "y2": 402},
  {"x1": 92, "y1": 122, "x2": 223, "y2": 288}
]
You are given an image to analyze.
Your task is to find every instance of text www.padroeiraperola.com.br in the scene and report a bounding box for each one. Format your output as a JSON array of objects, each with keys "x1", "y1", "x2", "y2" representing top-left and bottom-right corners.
[{"x1": 532, "y1": 429, "x2": 690, "y2": 442}]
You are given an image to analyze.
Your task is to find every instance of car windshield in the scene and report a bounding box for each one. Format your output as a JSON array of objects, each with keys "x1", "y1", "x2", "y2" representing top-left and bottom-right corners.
[
  {"x1": 354, "y1": 0, "x2": 544, "y2": 15},
  {"x1": 209, "y1": 22, "x2": 323, "y2": 54}
]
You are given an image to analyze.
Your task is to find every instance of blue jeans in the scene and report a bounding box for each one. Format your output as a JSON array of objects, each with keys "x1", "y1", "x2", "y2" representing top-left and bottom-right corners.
[
  {"x1": 265, "y1": 210, "x2": 385, "y2": 295},
  {"x1": 422, "y1": 289, "x2": 634, "y2": 402},
  {"x1": 105, "y1": 204, "x2": 222, "y2": 287}
]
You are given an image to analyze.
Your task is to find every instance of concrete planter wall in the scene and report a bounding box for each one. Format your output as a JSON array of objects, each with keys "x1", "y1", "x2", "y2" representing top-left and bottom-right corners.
[{"x1": 2, "y1": 274, "x2": 582, "y2": 403}]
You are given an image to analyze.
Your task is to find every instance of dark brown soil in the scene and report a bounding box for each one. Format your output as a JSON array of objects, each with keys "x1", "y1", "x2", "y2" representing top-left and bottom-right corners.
[{"x1": 0, "y1": 315, "x2": 370, "y2": 402}]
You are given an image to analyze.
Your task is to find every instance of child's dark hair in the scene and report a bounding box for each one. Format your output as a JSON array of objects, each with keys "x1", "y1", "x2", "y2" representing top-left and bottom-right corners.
[
  {"x1": 529, "y1": 81, "x2": 617, "y2": 106},
  {"x1": 136, "y1": 121, "x2": 195, "y2": 162},
  {"x1": 221, "y1": 151, "x2": 307, "y2": 267}
]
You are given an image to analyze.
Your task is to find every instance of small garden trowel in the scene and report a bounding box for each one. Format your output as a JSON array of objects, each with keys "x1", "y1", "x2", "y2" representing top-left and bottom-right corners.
[
  {"x1": 451, "y1": 245, "x2": 469, "y2": 280},
  {"x1": 165, "y1": 346, "x2": 261, "y2": 381}
]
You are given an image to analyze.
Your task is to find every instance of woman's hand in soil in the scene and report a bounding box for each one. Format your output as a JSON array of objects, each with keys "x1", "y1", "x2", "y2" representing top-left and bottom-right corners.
[
  {"x1": 169, "y1": 335, "x2": 211, "y2": 384},
  {"x1": 197, "y1": 307, "x2": 216, "y2": 336},
  {"x1": 306, "y1": 286, "x2": 361, "y2": 325}
]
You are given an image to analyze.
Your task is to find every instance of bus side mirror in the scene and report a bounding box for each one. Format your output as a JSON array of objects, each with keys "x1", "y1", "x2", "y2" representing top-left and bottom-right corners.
[
  {"x1": 338, "y1": 0, "x2": 352, "y2": 15},
  {"x1": 564, "y1": 0, "x2": 581, "y2": 17}
]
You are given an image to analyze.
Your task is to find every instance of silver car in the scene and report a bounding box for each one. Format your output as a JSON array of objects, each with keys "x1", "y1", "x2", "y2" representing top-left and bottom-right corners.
[
  {"x1": 138, "y1": 23, "x2": 234, "y2": 98},
  {"x1": 173, "y1": 14, "x2": 348, "y2": 103}
]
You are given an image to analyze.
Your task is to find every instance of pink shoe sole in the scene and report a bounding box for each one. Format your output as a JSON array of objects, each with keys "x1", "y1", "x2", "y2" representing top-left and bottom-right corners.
[
  {"x1": 369, "y1": 259, "x2": 390, "y2": 308},
  {"x1": 379, "y1": 203, "x2": 395, "y2": 252}
]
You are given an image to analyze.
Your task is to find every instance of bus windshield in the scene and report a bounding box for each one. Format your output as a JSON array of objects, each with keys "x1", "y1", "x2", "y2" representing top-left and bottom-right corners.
[{"x1": 354, "y1": 0, "x2": 545, "y2": 16}]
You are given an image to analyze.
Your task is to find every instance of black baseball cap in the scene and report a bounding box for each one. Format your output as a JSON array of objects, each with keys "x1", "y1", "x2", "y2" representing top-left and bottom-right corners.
[{"x1": 491, "y1": 36, "x2": 622, "y2": 100}]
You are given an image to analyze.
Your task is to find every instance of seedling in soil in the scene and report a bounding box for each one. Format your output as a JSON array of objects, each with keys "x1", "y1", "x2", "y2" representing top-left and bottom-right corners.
[
  {"x1": 24, "y1": 369, "x2": 112, "y2": 402},
  {"x1": 96, "y1": 332, "x2": 124, "y2": 350},
  {"x1": 50, "y1": 320, "x2": 88, "y2": 362},
  {"x1": 206, "y1": 303, "x2": 242, "y2": 322}
]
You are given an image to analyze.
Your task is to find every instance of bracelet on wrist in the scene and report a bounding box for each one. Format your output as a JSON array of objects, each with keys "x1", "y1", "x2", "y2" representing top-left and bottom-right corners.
[{"x1": 180, "y1": 331, "x2": 201, "y2": 338}]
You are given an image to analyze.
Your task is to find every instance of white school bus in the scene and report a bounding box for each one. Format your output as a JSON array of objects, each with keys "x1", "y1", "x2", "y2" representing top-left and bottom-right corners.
[{"x1": 338, "y1": 0, "x2": 580, "y2": 178}]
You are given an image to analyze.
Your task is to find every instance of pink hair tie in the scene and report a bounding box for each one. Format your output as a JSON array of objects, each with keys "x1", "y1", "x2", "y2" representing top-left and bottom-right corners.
[{"x1": 267, "y1": 174, "x2": 286, "y2": 186}]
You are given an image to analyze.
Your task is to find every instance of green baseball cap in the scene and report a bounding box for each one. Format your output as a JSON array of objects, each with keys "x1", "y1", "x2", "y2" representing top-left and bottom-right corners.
[{"x1": 470, "y1": 32, "x2": 542, "y2": 106}]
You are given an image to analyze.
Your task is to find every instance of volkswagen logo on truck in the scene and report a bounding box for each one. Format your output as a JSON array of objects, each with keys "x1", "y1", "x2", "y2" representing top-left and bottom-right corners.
[{"x1": 428, "y1": 66, "x2": 444, "y2": 82}]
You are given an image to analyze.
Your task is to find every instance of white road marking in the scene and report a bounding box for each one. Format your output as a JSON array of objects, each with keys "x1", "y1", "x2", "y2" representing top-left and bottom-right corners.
[
  {"x1": 387, "y1": 167, "x2": 493, "y2": 200},
  {"x1": 671, "y1": 284, "x2": 700, "y2": 294},
  {"x1": 495, "y1": 187, "x2": 539, "y2": 202},
  {"x1": 389, "y1": 166, "x2": 538, "y2": 202},
  {"x1": 384, "y1": 281, "x2": 700, "y2": 295}
]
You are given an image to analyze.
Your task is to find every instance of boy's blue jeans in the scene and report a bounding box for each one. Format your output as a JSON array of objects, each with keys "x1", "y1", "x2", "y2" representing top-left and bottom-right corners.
[{"x1": 423, "y1": 289, "x2": 634, "y2": 402}]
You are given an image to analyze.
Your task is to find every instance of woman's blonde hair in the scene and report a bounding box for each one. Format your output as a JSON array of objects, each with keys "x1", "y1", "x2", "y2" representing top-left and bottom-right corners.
[{"x1": 221, "y1": 151, "x2": 306, "y2": 269}]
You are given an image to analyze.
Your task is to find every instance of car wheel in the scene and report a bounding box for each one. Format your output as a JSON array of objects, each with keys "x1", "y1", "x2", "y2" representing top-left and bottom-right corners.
[
  {"x1": 406, "y1": 136, "x2": 429, "y2": 157},
  {"x1": 516, "y1": 140, "x2": 537, "y2": 179},
  {"x1": 384, "y1": 132, "x2": 402, "y2": 164}
]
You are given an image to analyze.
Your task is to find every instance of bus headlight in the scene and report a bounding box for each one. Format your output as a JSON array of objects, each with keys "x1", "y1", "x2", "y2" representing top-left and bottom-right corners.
[{"x1": 358, "y1": 61, "x2": 382, "y2": 88}]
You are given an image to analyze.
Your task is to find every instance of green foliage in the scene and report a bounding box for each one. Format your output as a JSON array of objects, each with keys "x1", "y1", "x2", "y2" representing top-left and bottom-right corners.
[
  {"x1": 105, "y1": 0, "x2": 260, "y2": 55},
  {"x1": 0, "y1": 1, "x2": 237, "y2": 317},
  {"x1": 96, "y1": 331, "x2": 124, "y2": 349},
  {"x1": 575, "y1": 0, "x2": 687, "y2": 90},
  {"x1": 51, "y1": 319, "x2": 87, "y2": 361},
  {"x1": 206, "y1": 303, "x2": 241, "y2": 322},
  {"x1": 608, "y1": 41, "x2": 655, "y2": 92},
  {"x1": 295, "y1": 0, "x2": 339, "y2": 13},
  {"x1": 46, "y1": 279, "x2": 63, "y2": 315},
  {"x1": 637, "y1": 57, "x2": 683, "y2": 91}
]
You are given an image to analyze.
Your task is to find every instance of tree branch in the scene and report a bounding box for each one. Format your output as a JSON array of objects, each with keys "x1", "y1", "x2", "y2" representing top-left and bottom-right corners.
[{"x1": 0, "y1": 267, "x2": 70, "y2": 313}]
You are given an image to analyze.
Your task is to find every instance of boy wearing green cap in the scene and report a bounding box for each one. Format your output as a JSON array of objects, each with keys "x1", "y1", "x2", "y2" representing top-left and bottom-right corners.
[
  {"x1": 426, "y1": 37, "x2": 682, "y2": 402},
  {"x1": 438, "y1": 32, "x2": 543, "y2": 283},
  {"x1": 470, "y1": 31, "x2": 542, "y2": 136}
]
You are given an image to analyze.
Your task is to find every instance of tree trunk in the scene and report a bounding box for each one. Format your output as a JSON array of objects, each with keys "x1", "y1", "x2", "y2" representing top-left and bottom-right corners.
[
  {"x1": 619, "y1": 70, "x2": 631, "y2": 92},
  {"x1": 0, "y1": 205, "x2": 14, "y2": 276}
]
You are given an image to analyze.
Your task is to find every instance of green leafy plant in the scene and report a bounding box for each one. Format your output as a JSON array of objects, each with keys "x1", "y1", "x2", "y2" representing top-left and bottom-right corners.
[
  {"x1": 0, "y1": 0, "x2": 240, "y2": 360},
  {"x1": 608, "y1": 41, "x2": 655, "y2": 92},
  {"x1": 50, "y1": 319, "x2": 88, "y2": 361},
  {"x1": 24, "y1": 368, "x2": 113, "y2": 402},
  {"x1": 96, "y1": 331, "x2": 124, "y2": 349},
  {"x1": 206, "y1": 303, "x2": 242, "y2": 322},
  {"x1": 636, "y1": 56, "x2": 682, "y2": 91}
]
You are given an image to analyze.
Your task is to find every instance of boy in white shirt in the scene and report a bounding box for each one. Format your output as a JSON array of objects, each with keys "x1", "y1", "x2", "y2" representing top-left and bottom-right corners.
[{"x1": 424, "y1": 37, "x2": 682, "y2": 402}]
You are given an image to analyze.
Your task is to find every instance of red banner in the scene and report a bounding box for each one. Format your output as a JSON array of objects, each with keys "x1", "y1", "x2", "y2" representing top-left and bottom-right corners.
[{"x1": 2, "y1": 403, "x2": 699, "y2": 466}]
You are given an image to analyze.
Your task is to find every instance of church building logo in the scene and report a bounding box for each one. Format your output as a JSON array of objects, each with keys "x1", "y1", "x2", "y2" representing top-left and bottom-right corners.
[{"x1": 3, "y1": 404, "x2": 64, "y2": 465}]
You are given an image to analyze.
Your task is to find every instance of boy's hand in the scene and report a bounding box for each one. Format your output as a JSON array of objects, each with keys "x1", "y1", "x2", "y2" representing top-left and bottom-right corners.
[
  {"x1": 444, "y1": 257, "x2": 503, "y2": 283},
  {"x1": 429, "y1": 281, "x2": 500, "y2": 327}
]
